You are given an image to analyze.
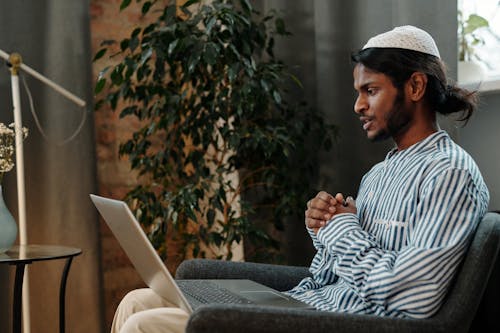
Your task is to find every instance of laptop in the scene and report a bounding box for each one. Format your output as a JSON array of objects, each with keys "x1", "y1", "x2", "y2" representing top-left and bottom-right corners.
[{"x1": 90, "y1": 194, "x2": 314, "y2": 314}]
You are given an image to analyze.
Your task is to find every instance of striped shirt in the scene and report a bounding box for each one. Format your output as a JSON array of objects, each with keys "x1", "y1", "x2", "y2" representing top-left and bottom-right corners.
[{"x1": 287, "y1": 130, "x2": 489, "y2": 318}]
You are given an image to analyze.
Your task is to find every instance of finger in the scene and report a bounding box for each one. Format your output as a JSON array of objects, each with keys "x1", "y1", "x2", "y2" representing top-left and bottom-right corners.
[
  {"x1": 335, "y1": 192, "x2": 345, "y2": 204},
  {"x1": 304, "y1": 209, "x2": 325, "y2": 224},
  {"x1": 316, "y1": 190, "x2": 333, "y2": 199},
  {"x1": 308, "y1": 191, "x2": 337, "y2": 216},
  {"x1": 309, "y1": 197, "x2": 333, "y2": 212},
  {"x1": 316, "y1": 191, "x2": 335, "y2": 203},
  {"x1": 306, "y1": 207, "x2": 331, "y2": 221},
  {"x1": 305, "y1": 215, "x2": 326, "y2": 229}
]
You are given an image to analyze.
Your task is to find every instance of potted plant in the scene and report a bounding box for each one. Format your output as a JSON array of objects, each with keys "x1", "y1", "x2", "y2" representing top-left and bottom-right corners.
[
  {"x1": 94, "y1": 0, "x2": 336, "y2": 263},
  {"x1": 457, "y1": 10, "x2": 489, "y2": 83}
]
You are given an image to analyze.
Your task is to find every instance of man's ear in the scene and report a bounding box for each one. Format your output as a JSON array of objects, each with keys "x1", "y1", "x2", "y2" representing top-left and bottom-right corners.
[{"x1": 406, "y1": 72, "x2": 427, "y2": 102}]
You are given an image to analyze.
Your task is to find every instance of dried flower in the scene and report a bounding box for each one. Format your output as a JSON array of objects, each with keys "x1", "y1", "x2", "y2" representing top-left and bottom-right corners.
[{"x1": 0, "y1": 122, "x2": 28, "y2": 182}]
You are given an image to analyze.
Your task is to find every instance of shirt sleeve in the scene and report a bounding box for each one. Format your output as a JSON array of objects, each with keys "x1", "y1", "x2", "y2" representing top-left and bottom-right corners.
[
  {"x1": 315, "y1": 168, "x2": 488, "y2": 318},
  {"x1": 306, "y1": 227, "x2": 324, "y2": 250}
]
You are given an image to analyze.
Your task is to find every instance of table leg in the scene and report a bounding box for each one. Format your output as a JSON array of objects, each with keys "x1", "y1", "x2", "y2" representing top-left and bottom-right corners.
[
  {"x1": 59, "y1": 257, "x2": 74, "y2": 333},
  {"x1": 13, "y1": 263, "x2": 26, "y2": 333}
]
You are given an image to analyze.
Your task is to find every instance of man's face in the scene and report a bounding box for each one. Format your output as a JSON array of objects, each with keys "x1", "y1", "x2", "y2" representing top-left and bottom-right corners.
[{"x1": 353, "y1": 64, "x2": 412, "y2": 142}]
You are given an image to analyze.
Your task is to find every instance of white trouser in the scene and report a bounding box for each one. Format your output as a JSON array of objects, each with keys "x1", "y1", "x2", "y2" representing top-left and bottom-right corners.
[{"x1": 111, "y1": 288, "x2": 190, "y2": 333}]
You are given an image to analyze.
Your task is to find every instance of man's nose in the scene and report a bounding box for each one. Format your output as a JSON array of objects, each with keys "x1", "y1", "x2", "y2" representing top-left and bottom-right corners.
[{"x1": 354, "y1": 95, "x2": 367, "y2": 114}]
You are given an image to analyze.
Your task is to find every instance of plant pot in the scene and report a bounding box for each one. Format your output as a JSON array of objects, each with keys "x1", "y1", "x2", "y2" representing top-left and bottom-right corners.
[
  {"x1": 0, "y1": 186, "x2": 17, "y2": 253},
  {"x1": 458, "y1": 60, "x2": 487, "y2": 84}
]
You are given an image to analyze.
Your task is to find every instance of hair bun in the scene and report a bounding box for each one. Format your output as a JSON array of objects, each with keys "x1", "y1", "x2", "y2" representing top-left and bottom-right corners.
[{"x1": 438, "y1": 85, "x2": 478, "y2": 121}]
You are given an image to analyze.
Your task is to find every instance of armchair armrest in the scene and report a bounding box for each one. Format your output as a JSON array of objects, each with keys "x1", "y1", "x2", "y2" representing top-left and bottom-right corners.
[
  {"x1": 186, "y1": 304, "x2": 444, "y2": 333},
  {"x1": 175, "y1": 259, "x2": 311, "y2": 291}
]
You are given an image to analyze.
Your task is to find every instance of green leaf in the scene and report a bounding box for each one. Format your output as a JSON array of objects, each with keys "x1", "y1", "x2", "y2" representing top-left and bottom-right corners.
[
  {"x1": 93, "y1": 48, "x2": 107, "y2": 62},
  {"x1": 129, "y1": 36, "x2": 139, "y2": 51},
  {"x1": 94, "y1": 78, "x2": 106, "y2": 94},
  {"x1": 143, "y1": 23, "x2": 156, "y2": 35},
  {"x1": 131, "y1": 27, "x2": 142, "y2": 38},
  {"x1": 140, "y1": 48, "x2": 153, "y2": 66},
  {"x1": 182, "y1": 0, "x2": 200, "y2": 8},
  {"x1": 273, "y1": 90, "x2": 281, "y2": 104},
  {"x1": 228, "y1": 63, "x2": 239, "y2": 82},
  {"x1": 205, "y1": 16, "x2": 217, "y2": 34},
  {"x1": 164, "y1": 5, "x2": 177, "y2": 22},
  {"x1": 275, "y1": 18, "x2": 286, "y2": 34},
  {"x1": 239, "y1": 0, "x2": 252, "y2": 13},
  {"x1": 97, "y1": 66, "x2": 111, "y2": 80},
  {"x1": 120, "y1": 0, "x2": 132, "y2": 11},
  {"x1": 203, "y1": 43, "x2": 219, "y2": 65},
  {"x1": 266, "y1": 37, "x2": 275, "y2": 57},
  {"x1": 121, "y1": 105, "x2": 138, "y2": 117},
  {"x1": 260, "y1": 79, "x2": 270, "y2": 92},
  {"x1": 168, "y1": 39, "x2": 179, "y2": 56},
  {"x1": 100, "y1": 39, "x2": 116, "y2": 46},
  {"x1": 94, "y1": 98, "x2": 105, "y2": 110},
  {"x1": 187, "y1": 51, "x2": 201, "y2": 73},
  {"x1": 465, "y1": 14, "x2": 489, "y2": 34},
  {"x1": 120, "y1": 39, "x2": 130, "y2": 51},
  {"x1": 107, "y1": 92, "x2": 119, "y2": 110},
  {"x1": 229, "y1": 44, "x2": 240, "y2": 59},
  {"x1": 288, "y1": 73, "x2": 303, "y2": 88},
  {"x1": 141, "y1": 1, "x2": 152, "y2": 14},
  {"x1": 207, "y1": 209, "x2": 215, "y2": 227},
  {"x1": 111, "y1": 66, "x2": 124, "y2": 85},
  {"x1": 219, "y1": 29, "x2": 232, "y2": 42}
]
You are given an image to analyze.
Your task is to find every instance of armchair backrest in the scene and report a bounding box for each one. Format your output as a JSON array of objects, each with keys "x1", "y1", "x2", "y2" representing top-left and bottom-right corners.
[{"x1": 432, "y1": 212, "x2": 500, "y2": 331}]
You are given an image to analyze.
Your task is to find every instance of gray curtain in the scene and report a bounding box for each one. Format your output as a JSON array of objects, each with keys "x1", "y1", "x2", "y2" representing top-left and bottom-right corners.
[
  {"x1": 459, "y1": 92, "x2": 500, "y2": 211},
  {"x1": 0, "y1": 1, "x2": 103, "y2": 332},
  {"x1": 255, "y1": 0, "x2": 458, "y2": 266}
]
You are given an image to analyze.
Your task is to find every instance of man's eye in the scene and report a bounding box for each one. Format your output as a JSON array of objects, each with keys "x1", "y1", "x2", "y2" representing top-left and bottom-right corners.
[{"x1": 367, "y1": 88, "x2": 376, "y2": 95}]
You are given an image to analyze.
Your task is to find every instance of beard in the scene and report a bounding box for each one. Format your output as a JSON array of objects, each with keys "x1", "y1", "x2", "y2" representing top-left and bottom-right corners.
[{"x1": 370, "y1": 89, "x2": 413, "y2": 142}]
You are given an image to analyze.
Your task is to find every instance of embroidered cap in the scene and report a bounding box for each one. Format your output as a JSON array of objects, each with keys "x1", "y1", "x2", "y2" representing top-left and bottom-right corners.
[{"x1": 362, "y1": 25, "x2": 440, "y2": 58}]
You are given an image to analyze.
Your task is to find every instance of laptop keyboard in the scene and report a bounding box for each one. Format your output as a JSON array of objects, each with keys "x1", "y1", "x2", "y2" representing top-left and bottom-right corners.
[{"x1": 177, "y1": 280, "x2": 253, "y2": 305}]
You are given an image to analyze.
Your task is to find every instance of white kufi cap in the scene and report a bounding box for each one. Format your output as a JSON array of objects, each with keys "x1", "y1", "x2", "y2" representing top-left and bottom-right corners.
[{"x1": 363, "y1": 25, "x2": 440, "y2": 58}]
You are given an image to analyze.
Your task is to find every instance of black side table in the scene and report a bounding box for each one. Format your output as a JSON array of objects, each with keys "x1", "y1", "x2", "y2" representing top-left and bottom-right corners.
[{"x1": 0, "y1": 245, "x2": 82, "y2": 333}]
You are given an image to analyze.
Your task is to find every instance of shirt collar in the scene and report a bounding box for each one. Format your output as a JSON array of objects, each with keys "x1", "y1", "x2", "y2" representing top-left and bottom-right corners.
[{"x1": 386, "y1": 130, "x2": 448, "y2": 160}]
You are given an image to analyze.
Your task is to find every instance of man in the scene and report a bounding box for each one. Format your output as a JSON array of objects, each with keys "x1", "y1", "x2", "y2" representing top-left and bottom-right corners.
[
  {"x1": 111, "y1": 25, "x2": 489, "y2": 332},
  {"x1": 294, "y1": 25, "x2": 489, "y2": 318}
]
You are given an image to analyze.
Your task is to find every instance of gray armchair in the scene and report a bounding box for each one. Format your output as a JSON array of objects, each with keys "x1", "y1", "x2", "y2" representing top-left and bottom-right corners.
[{"x1": 176, "y1": 212, "x2": 500, "y2": 333}]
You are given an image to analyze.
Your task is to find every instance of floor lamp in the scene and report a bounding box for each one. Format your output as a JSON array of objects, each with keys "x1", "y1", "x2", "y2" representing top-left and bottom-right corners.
[{"x1": 0, "y1": 48, "x2": 86, "y2": 333}]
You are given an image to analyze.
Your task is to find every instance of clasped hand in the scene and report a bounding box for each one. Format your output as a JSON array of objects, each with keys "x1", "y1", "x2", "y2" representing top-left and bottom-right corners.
[{"x1": 305, "y1": 191, "x2": 356, "y2": 234}]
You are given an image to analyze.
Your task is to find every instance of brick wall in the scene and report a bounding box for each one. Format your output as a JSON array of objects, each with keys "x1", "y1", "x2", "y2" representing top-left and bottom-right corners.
[{"x1": 90, "y1": 0, "x2": 170, "y2": 329}]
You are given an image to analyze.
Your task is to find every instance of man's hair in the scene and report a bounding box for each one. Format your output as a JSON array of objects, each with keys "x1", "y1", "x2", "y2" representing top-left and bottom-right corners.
[{"x1": 351, "y1": 47, "x2": 478, "y2": 123}]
